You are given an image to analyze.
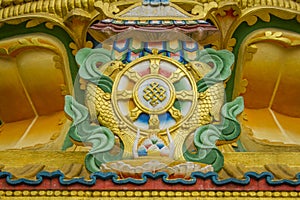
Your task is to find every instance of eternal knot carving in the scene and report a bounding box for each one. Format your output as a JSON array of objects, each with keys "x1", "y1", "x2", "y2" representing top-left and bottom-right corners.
[{"x1": 143, "y1": 82, "x2": 166, "y2": 107}]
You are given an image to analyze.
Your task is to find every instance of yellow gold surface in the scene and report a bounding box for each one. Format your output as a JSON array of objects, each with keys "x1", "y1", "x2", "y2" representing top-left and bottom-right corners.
[
  {"x1": 143, "y1": 82, "x2": 167, "y2": 107},
  {"x1": 133, "y1": 74, "x2": 175, "y2": 115},
  {"x1": 112, "y1": 53, "x2": 198, "y2": 135},
  {"x1": 149, "y1": 114, "x2": 160, "y2": 129},
  {"x1": 168, "y1": 106, "x2": 182, "y2": 122},
  {"x1": 176, "y1": 90, "x2": 194, "y2": 101},
  {"x1": 124, "y1": 70, "x2": 142, "y2": 82},
  {"x1": 0, "y1": 0, "x2": 299, "y2": 58},
  {"x1": 1, "y1": 151, "x2": 300, "y2": 175},
  {"x1": 116, "y1": 90, "x2": 133, "y2": 100},
  {"x1": 232, "y1": 28, "x2": 300, "y2": 150},
  {"x1": 129, "y1": 107, "x2": 143, "y2": 121},
  {"x1": 1, "y1": 190, "x2": 300, "y2": 199},
  {"x1": 149, "y1": 57, "x2": 160, "y2": 74},
  {"x1": 0, "y1": 34, "x2": 72, "y2": 150},
  {"x1": 0, "y1": 0, "x2": 300, "y2": 196}
]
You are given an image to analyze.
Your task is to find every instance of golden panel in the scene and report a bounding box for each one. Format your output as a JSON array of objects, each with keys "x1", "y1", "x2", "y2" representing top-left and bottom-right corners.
[
  {"x1": 241, "y1": 42, "x2": 282, "y2": 109},
  {"x1": 16, "y1": 49, "x2": 66, "y2": 115},
  {"x1": 0, "y1": 56, "x2": 35, "y2": 122},
  {"x1": 0, "y1": 119, "x2": 33, "y2": 150},
  {"x1": 0, "y1": 34, "x2": 72, "y2": 150},
  {"x1": 271, "y1": 46, "x2": 300, "y2": 117},
  {"x1": 234, "y1": 29, "x2": 300, "y2": 150}
]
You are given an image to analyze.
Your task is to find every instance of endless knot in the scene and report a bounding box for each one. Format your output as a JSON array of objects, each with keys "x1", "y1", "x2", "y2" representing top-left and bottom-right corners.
[{"x1": 143, "y1": 82, "x2": 166, "y2": 107}]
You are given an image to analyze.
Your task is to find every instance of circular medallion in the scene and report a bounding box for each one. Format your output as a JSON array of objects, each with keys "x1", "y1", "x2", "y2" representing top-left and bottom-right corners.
[{"x1": 112, "y1": 54, "x2": 197, "y2": 133}]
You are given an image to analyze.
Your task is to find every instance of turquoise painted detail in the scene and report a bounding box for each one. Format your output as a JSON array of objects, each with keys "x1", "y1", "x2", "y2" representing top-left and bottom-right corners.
[
  {"x1": 64, "y1": 95, "x2": 120, "y2": 172},
  {"x1": 217, "y1": 97, "x2": 244, "y2": 141},
  {"x1": 1, "y1": 170, "x2": 300, "y2": 186},
  {"x1": 143, "y1": 0, "x2": 169, "y2": 6},
  {"x1": 196, "y1": 48, "x2": 234, "y2": 92},
  {"x1": 76, "y1": 48, "x2": 114, "y2": 93},
  {"x1": 183, "y1": 97, "x2": 244, "y2": 172}
]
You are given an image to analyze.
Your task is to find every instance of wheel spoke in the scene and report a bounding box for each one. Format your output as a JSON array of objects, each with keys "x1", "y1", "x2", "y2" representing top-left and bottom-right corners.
[
  {"x1": 129, "y1": 107, "x2": 143, "y2": 121},
  {"x1": 150, "y1": 58, "x2": 160, "y2": 74},
  {"x1": 168, "y1": 106, "x2": 182, "y2": 122},
  {"x1": 124, "y1": 70, "x2": 141, "y2": 82},
  {"x1": 176, "y1": 90, "x2": 194, "y2": 101},
  {"x1": 117, "y1": 90, "x2": 133, "y2": 100},
  {"x1": 169, "y1": 69, "x2": 185, "y2": 83},
  {"x1": 149, "y1": 114, "x2": 160, "y2": 129}
]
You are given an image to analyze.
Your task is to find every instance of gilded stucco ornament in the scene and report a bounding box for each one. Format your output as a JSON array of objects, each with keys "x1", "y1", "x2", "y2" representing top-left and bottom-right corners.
[
  {"x1": 94, "y1": 0, "x2": 218, "y2": 20},
  {"x1": 0, "y1": 0, "x2": 299, "y2": 55},
  {"x1": 231, "y1": 28, "x2": 300, "y2": 152},
  {"x1": 234, "y1": 30, "x2": 300, "y2": 98},
  {"x1": 64, "y1": 32, "x2": 244, "y2": 177}
]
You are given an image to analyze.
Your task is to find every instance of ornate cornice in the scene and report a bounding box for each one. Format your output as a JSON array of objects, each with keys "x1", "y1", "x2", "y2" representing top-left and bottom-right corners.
[
  {"x1": 0, "y1": 0, "x2": 299, "y2": 22},
  {"x1": 0, "y1": 0, "x2": 299, "y2": 51},
  {"x1": 0, "y1": 0, "x2": 96, "y2": 20}
]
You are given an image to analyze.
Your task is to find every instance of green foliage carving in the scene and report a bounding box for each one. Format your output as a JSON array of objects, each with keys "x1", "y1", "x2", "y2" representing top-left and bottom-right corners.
[
  {"x1": 76, "y1": 48, "x2": 114, "y2": 93},
  {"x1": 64, "y1": 95, "x2": 122, "y2": 172},
  {"x1": 183, "y1": 97, "x2": 244, "y2": 172},
  {"x1": 217, "y1": 97, "x2": 244, "y2": 141},
  {"x1": 196, "y1": 49, "x2": 234, "y2": 92}
]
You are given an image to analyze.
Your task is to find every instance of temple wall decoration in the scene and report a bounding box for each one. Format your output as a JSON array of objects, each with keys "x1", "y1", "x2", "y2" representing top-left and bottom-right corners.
[{"x1": 0, "y1": 0, "x2": 300, "y2": 199}]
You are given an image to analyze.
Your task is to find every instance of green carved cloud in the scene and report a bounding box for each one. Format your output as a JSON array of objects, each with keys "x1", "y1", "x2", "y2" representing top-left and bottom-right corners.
[
  {"x1": 196, "y1": 48, "x2": 234, "y2": 92},
  {"x1": 76, "y1": 48, "x2": 114, "y2": 93}
]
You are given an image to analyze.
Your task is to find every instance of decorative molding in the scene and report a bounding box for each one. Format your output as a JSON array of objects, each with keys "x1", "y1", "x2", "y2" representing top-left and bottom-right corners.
[
  {"x1": 94, "y1": 0, "x2": 219, "y2": 20},
  {"x1": 0, "y1": 0, "x2": 299, "y2": 51},
  {"x1": 245, "y1": 44, "x2": 258, "y2": 61},
  {"x1": 0, "y1": 190, "x2": 300, "y2": 199},
  {"x1": 0, "y1": 37, "x2": 60, "y2": 56},
  {"x1": 0, "y1": 34, "x2": 72, "y2": 91},
  {"x1": 248, "y1": 31, "x2": 300, "y2": 47},
  {"x1": 1, "y1": 169, "x2": 300, "y2": 186},
  {"x1": 0, "y1": 0, "x2": 95, "y2": 20},
  {"x1": 240, "y1": 125, "x2": 300, "y2": 152},
  {"x1": 206, "y1": 2, "x2": 300, "y2": 50}
]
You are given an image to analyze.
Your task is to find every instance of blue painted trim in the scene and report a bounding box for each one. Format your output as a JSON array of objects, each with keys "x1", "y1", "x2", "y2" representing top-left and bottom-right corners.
[
  {"x1": 113, "y1": 39, "x2": 129, "y2": 53},
  {"x1": 144, "y1": 41, "x2": 167, "y2": 53},
  {"x1": 1, "y1": 171, "x2": 300, "y2": 186},
  {"x1": 182, "y1": 41, "x2": 199, "y2": 52}
]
